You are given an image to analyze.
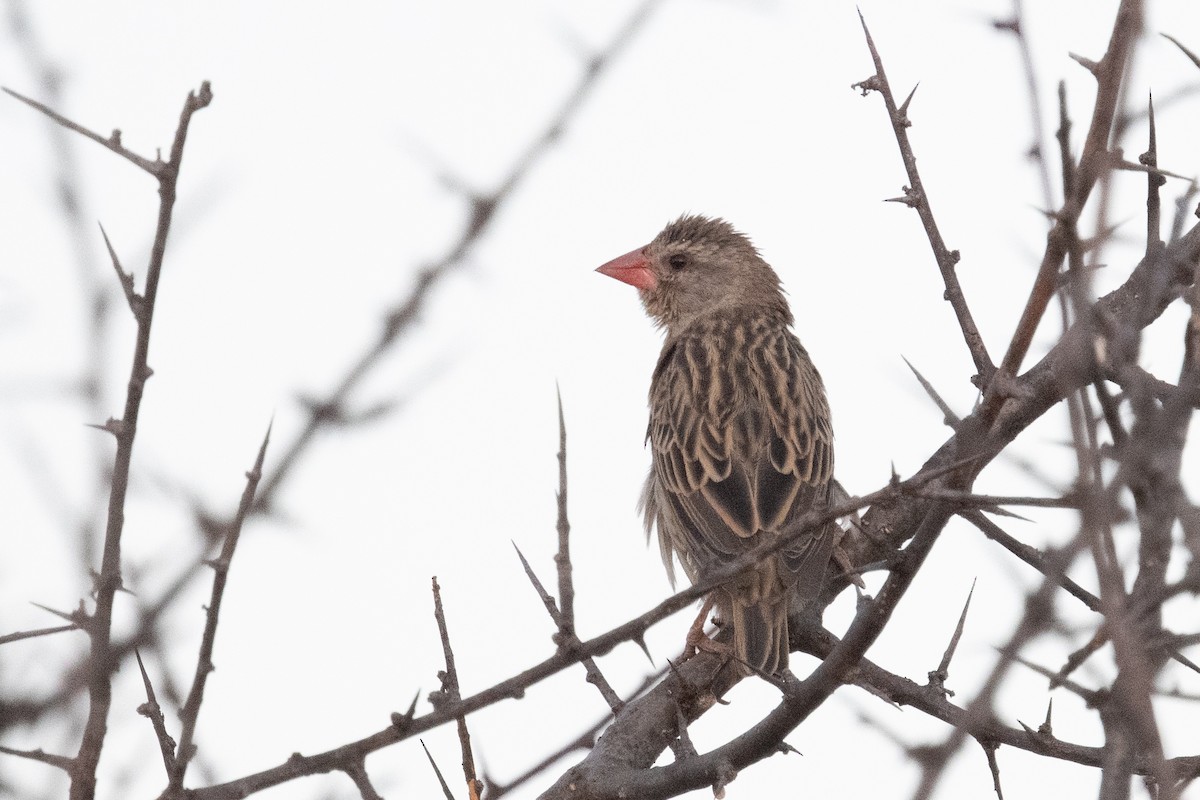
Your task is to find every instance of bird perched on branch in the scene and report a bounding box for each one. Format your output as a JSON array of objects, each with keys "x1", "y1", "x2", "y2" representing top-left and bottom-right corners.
[{"x1": 597, "y1": 214, "x2": 835, "y2": 676}]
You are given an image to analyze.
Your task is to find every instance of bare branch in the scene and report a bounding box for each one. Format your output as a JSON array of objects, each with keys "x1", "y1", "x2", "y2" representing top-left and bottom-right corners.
[
  {"x1": 0, "y1": 623, "x2": 78, "y2": 645},
  {"x1": 0, "y1": 744, "x2": 75, "y2": 772},
  {"x1": 430, "y1": 577, "x2": 483, "y2": 800},
  {"x1": 133, "y1": 649, "x2": 177, "y2": 778},
  {"x1": 853, "y1": 13, "x2": 995, "y2": 388},
  {"x1": 170, "y1": 422, "x2": 271, "y2": 791},
  {"x1": 2, "y1": 86, "x2": 163, "y2": 175}
]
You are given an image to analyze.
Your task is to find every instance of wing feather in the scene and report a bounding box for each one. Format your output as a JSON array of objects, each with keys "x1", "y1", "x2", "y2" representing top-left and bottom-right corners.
[{"x1": 646, "y1": 311, "x2": 834, "y2": 595}]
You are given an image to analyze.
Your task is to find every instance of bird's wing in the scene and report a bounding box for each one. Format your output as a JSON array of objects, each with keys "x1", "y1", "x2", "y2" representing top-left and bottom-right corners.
[{"x1": 649, "y1": 322, "x2": 834, "y2": 584}]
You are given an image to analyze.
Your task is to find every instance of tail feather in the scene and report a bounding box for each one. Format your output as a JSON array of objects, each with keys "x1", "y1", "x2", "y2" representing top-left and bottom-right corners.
[{"x1": 730, "y1": 600, "x2": 788, "y2": 676}]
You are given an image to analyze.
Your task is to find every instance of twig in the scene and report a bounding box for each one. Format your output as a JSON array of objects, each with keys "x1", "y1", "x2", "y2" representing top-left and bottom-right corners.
[
  {"x1": 0, "y1": 744, "x2": 74, "y2": 772},
  {"x1": 0, "y1": 623, "x2": 78, "y2": 645},
  {"x1": 343, "y1": 757, "x2": 384, "y2": 800},
  {"x1": 960, "y1": 509, "x2": 1099, "y2": 612},
  {"x1": 2, "y1": 86, "x2": 164, "y2": 175},
  {"x1": 133, "y1": 649, "x2": 177, "y2": 777},
  {"x1": 169, "y1": 422, "x2": 271, "y2": 792},
  {"x1": 513, "y1": 543, "x2": 625, "y2": 714},
  {"x1": 430, "y1": 578, "x2": 483, "y2": 800},
  {"x1": 996, "y1": 3, "x2": 1054, "y2": 210},
  {"x1": 979, "y1": 739, "x2": 1005, "y2": 800},
  {"x1": 922, "y1": 490, "x2": 1081, "y2": 510},
  {"x1": 853, "y1": 13, "x2": 994, "y2": 389}
]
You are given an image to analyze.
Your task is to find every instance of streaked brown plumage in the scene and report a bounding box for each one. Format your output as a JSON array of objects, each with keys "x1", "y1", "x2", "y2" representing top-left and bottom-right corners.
[{"x1": 597, "y1": 214, "x2": 834, "y2": 676}]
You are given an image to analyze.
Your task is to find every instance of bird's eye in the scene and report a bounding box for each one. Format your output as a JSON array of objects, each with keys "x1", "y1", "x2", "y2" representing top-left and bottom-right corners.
[{"x1": 668, "y1": 253, "x2": 688, "y2": 270}]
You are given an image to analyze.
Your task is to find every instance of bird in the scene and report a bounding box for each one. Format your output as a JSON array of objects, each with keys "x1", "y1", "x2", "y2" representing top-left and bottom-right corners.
[{"x1": 596, "y1": 214, "x2": 835, "y2": 677}]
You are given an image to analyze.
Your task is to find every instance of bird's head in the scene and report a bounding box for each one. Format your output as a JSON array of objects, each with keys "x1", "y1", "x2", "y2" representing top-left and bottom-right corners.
[{"x1": 596, "y1": 214, "x2": 790, "y2": 332}]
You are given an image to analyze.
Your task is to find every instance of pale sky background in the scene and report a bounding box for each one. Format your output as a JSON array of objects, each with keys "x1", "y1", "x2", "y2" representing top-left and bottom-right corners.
[{"x1": 3, "y1": 2, "x2": 1200, "y2": 799}]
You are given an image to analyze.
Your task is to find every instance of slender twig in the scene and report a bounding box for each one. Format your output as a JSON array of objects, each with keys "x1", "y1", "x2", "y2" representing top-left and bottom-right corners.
[
  {"x1": 921, "y1": 490, "x2": 1081, "y2": 510},
  {"x1": 980, "y1": 739, "x2": 1005, "y2": 800},
  {"x1": 0, "y1": 623, "x2": 78, "y2": 645},
  {"x1": 0, "y1": 745, "x2": 74, "y2": 772},
  {"x1": 169, "y1": 423, "x2": 271, "y2": 792},
  {"x1": 854, "y1": 13, "x2": 995, "y2": 389},
  {"x1": 997, "y1": 2, "x2": 1055, "y2": 211},
  {"x1": 513, "y1": 543, "x2": 625, "y2": 714},
  {"x1": 133, "y1": 649, "x2": 177, "y2": 777},
  {"x1": 430, "y1": 578, "x2": 483, "y2": 800},
  {"x1": 960, "y1": 509, "x2": 1099, "y2": 612},
  {"x1": 3, "y1": 87, "x2": 165, "y2": 176},
  {"x1": 343, "y1": 757, "x2": 384, "y2": 800}
]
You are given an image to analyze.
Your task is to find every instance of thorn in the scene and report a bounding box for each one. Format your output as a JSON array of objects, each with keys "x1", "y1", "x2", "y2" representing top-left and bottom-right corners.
[
  {"x1": 884, "y1": 185, "x2": 920, "y2": 207},
  {"x1": 633, "y1": 634, "x2": 654, "y2": 665},
  {"x1": 980, "y1": 506, "x2": 1032, "y2": 522},
  {"x1": 85, "y1": 418, "x2": 124, "y2": 437},
  {"x1": 777, "y1": 741, "x2": 803, "y2": 757},
  {"x1": 1039, "y1": 698, "x2": 1054, "y2": 737},
  {"x1": 98, "y1": 222, "x2": 141, "y2": 317},
  {"x1": 30, "y1": 601, "x2": 83, "y2": 625},
  {"x1": 992, "y1": 17, "x2": 1019, "y2": 35},
  {"x1": 897, "y1": 82, "x2": 919, "y2": 124},
  {"x1": 419, "y1": 739, "x2": 456, "y2": 800},
  {"x1": 1068, "y1": 52, "x2": 1100, "y2": 77},
  {"x1": 391, "y1": 690, "x2": 420, "y2": 732},
  {"x1": 1168, "y1": 648, "x2": 1200, "y2": 676},
  {"x1": 901, "y1": 356, "x2": 961, "y2": 428},
  {"x1": 927, "y1": 578, "x2": 976, "y2": 697}
]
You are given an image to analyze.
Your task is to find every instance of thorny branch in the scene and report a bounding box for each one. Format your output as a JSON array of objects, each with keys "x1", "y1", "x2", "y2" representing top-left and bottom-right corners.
[
  {"x1": 854, "y1": 13, "x2": 995, "y2": 389},
  {"x1": 1, "y1": 80, "x2": 213, "y2": 800}
]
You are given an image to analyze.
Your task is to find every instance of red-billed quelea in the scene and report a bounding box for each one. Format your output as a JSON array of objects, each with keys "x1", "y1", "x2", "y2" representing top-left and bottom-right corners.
[{"x1": 597, "y1": 214, "x2": 835, "y2": 677}]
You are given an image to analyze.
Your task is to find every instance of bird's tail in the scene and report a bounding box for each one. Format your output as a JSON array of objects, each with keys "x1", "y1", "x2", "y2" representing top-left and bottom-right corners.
[{"x1": 729, "y1": 599, "x2": 788, "y2": 676}]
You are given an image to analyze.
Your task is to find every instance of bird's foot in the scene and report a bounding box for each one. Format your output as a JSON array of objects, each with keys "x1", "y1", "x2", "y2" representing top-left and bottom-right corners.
[{"x1": 679, "y1": 595, "x2": 730, "y2": 662}]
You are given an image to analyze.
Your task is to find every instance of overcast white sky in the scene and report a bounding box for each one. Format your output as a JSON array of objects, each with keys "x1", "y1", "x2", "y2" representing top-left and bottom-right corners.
[{"x1": 3, "y1": 2, "x2": 1200, "y2": 799}]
